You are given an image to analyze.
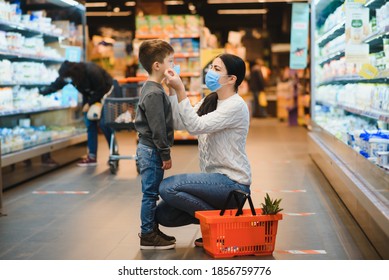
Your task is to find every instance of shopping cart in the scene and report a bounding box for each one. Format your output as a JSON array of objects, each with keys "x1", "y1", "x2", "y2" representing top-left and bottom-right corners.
[{"x1": 103, "y1": 96, "x2": 139, "y2": 175}]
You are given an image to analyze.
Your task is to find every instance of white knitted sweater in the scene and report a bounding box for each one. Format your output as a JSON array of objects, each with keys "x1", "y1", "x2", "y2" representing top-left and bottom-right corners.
[{"x1": 169, "y1": 94, "x2": 252, "y2": 185}]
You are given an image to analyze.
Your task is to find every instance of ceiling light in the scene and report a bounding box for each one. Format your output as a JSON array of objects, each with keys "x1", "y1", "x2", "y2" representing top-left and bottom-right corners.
[
  {"x1": 85, "y1": 2, "x2": 107, "y2": 8},
  {"x1": 59, "y1": 0, "x2": 80, "y2": 6},
  {"x1": 164, "y1": 0, "x2": 184, "y2": 5},
  {"x1": 124, "y1": 1, "x2": 136, "y2": 6},
  {"x1": 208, "y1": 0, "x2": 307, "y2": 3},
  {"x1": 113, "y1": 7, "x2": 120, "y2": 12},
  {"x1": 217, "y1": 9, "x2": 268, "y2": 14},
  {"x1": 86, "y1": 11, "x2": 132, "y2": 17}
]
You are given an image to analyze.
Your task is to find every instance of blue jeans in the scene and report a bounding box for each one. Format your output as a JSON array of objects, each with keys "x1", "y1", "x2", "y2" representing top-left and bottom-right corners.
[
  {"x1": 83, "y1": 107, "x2": 114, "y2": 158},
  {"x1": 137, "y1": 143, "x2": 164, "y2": 234},
  {"x1": 155, "y1": 173, "x2": 250, "y2": 227}
]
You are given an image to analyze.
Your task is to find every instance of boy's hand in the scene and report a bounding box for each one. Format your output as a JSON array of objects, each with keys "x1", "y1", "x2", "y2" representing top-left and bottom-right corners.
[{"x1": 162, "y1": 159, "x2": 172, "y2": 170}]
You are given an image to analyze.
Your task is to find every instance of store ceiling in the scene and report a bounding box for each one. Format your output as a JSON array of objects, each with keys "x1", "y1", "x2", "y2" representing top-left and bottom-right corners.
[{"x1": 85, "y1": 0, "x2": 307, "y2": 43}]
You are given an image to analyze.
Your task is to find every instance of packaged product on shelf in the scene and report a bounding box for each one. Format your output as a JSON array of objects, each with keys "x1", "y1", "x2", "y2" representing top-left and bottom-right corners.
[
  {"x1": 181, "y1": 38, "x2": 194, "y2": 53},
  {"x1": 161, "y1": 15, "x2": 174, "y2": 36},
  {"x1": 377, "y1": 151, "x2": 389, "y2": 166},
  {"x1": 0, "y1": 87, "x2": 13, "y2": 111},
  {"x1": 0, "y1": 30, "x2": 7, "y2": 49},
  {"x1": 174, "y1": 57, "x2": 187, "y2": 72},
  {"x1": 0, "y1": 59, "x2": 12, "y2": 82},
  {"x1": 6, "y1": 32, "x2": 24, "y2": 51},
  {"x1": 170, "y1": 38, "x2": 182, "y2": 52},
  {"x1": 173, "y1": 15, "x2": 186, "y2": 36},
  {"x1": 188, "y1": 57, "x2": 200, "y2": 72},
  {"x1": 136, "y1": 16, "x2": 150, "y2": 36},
  {"x1": 189, "y1": 77, "x2": 201, "y2": 93},
  {"x1": 148, "y1": 16, "x2": 162, "y2": 36},
  {"x1": 184, "y1": 15, "x2": 200, "y2": 36}
]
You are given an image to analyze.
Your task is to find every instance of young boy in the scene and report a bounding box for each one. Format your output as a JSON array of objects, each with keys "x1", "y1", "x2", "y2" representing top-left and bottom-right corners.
[{"x1": 134, "y1": 39, "x2": 177, "y2": 250}]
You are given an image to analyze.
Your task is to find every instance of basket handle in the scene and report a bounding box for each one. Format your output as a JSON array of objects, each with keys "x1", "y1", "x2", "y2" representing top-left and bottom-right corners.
[{"x1": 219, "y1": 190, "x2": 257, "y2": 216}]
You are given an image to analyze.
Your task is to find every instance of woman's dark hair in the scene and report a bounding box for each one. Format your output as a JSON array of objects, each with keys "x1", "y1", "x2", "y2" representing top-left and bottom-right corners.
[
  {"x1": 197, "y1": 53, "x2": 246, "y2": 116},
  {"x1": 58, "y1": 60, "x2": 85, "y2": 85}
]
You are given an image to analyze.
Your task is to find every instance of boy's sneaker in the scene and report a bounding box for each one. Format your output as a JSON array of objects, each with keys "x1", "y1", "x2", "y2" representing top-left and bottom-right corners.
[
  {"x1": 154, "y1": 224, "x2": 176, "y2": 242},
  {"x1": 77, "y1": 157, "x2": 97, "y2": 167},
  {"x1": 139, "y1": 230, "x2": 176, "y2": 250}
]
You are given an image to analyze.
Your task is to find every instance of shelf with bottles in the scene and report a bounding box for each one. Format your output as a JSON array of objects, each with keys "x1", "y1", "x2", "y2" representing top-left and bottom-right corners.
[
  {"x1": 0, "y1": 86, "x2": 78, "y2": 116},
  {"x1": 315, "y1": 82, "x2": 389, "y2": 122}
]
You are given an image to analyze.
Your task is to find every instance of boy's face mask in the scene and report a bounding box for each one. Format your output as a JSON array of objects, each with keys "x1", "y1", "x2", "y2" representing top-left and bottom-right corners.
[{"x1": 173, "y1": 64, "x2": 180, "y2": 75}]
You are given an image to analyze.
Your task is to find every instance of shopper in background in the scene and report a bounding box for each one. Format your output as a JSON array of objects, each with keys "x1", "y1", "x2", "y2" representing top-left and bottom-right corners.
[
  {"x1": 39, "y1": 60, "x2": 120, "y2": 166},
  {"x1": 158, "y1": 53, "x2": 252, "y2": 247},
  {"x1": 249, "y1": 58, "x2": 267, "y2": 118},
  {"x1": 134, "y1": 39, "x2": 177, "y2": 250}
]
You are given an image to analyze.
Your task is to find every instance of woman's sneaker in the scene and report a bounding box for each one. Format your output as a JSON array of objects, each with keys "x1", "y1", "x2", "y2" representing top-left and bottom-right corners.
[
  {"x1": 139, "y1": 230, "x2": 175, "y2": 250},
  {"x1": 194, "y1": 237, "x2": 203, "y2": 247},
  {"x1": 77, "y1": 157, "x2": 97, "y2": 167}
]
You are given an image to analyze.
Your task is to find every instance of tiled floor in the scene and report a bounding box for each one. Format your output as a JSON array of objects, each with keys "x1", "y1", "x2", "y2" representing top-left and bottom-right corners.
[{"x1": 0, "y1": 118, "x2": 381, "y2": 260}]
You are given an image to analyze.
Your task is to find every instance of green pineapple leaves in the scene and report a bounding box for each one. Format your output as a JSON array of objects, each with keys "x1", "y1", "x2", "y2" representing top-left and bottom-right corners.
[{"x1": 261, "y1": 193, "x2": 283, "y2": 215}]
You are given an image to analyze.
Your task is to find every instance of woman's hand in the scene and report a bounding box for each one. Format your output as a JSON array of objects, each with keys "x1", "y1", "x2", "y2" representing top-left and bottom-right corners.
[
  {"x1": 82, "y1": 103, "x2": 90, "y2": 112},
  {"x1": 162, "y1": 159, "x2": 172, "y2": 170},
  {"x1": 164, "y1": 68, "x2": 186, "y2": 102}
]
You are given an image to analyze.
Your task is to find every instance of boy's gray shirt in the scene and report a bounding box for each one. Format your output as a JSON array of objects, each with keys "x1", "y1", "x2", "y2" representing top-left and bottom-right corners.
[{"x1": 134, "y1": 81, "x2": 174, "y2": 161}]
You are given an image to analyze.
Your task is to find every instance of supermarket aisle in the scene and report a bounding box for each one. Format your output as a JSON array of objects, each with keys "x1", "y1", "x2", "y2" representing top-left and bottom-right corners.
[{"x1": 0, "y1": 119, "x2": 381, "y2": 260}]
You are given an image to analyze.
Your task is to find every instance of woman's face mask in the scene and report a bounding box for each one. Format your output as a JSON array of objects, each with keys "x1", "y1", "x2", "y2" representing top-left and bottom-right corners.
[{"x1": 205, "y1": 70, "x2": 229, "y2": 92}]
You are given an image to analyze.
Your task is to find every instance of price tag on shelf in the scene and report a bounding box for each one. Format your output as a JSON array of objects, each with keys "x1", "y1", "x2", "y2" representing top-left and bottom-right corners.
[{"x1": 359, "y1": 63, "x2": 379, "y2": 79}]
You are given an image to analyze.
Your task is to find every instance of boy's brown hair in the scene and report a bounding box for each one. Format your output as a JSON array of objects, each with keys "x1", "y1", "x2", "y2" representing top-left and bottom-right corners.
[{"x1": 138, "y1": 39, "x2": 174, "y2": 74}]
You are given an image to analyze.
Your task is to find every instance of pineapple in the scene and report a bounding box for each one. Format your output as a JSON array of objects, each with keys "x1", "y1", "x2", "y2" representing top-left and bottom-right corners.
[{"x1": 261, "y1": 193, "x2": 283, "y2": 215}]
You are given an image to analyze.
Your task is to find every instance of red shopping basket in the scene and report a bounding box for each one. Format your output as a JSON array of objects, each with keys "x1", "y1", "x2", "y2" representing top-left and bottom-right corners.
[{"x1": 195, "y1": 190, "x2": 282, "y2": 258}]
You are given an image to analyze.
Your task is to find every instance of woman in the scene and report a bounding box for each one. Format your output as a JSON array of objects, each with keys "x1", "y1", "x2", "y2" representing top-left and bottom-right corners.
[
  {"x1": 39, "y1": 61, "x2": 121, "y2": 166},
  {"x1": 157, "y1": 53, "x2": 252, "y2": 246}
]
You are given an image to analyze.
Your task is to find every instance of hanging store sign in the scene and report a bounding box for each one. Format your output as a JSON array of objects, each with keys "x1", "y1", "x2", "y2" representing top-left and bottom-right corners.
[
  {"x1": 289, "y1": 3, "x2": 309, "y2": 70},
  {"x1": 345, "y1": 1, "x2": 370, "y2": 64}
]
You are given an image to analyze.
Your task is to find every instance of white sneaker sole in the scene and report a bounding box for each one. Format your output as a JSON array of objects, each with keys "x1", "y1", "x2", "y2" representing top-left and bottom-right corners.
[
  {"x1": 140, "y1": 244, "x2": 175, "y2": 250},
  {"x1": 77, "y1": 163, "x2": 97, "y2": 167}
]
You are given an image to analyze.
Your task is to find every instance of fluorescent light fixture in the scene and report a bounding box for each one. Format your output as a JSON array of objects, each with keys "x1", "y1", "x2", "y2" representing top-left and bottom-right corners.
[
  {"x1": 125, "y1": 1, "x2": 136, "y2": 6},
  {"x1": 208, "y1": 0, "x2": 307, "y2": 3},
  {"x1": 164, "y1": 0, "x2": 185, "y2": 5},
  {"x1": 85, "y1": 2, "x2": 108, "y2": 8},
  {"x1": 86, "y1": 11, "x2": 132, "y2": 17},
  {"x1": 217, "y1": 9, "x2": 268, "y2": 14},
  {"x1": 60, "y1": 0, "x2": 80, "y2": 6}
]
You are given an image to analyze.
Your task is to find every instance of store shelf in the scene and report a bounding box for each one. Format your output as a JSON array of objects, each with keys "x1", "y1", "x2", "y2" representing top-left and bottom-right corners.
[
  {"x1": 180, "y1": 72, "x2": 201, "y2": 77},
  {"x1": 0, "y1": 82, "x2": 51, "y2": 87},
  {"x1": 318, "y1": 73, "x2": 389, "y2": 86},
  {"x1": 318, "y1": 50, "x2": 345, "y2": 66},
  {"x1": 174, "y1": 52, "x2": 200, "y2": 58},
  {"x1": 315, "y1": 0, "x2": 343, "y2": 26},
  {"x1": 135, "y1": 34, "x2": 200, "y2": 40},
  {"x1": 365, "y1": 0, "x2": 387, "y2": 9},
  {"x1": 317, "y1": 21, "x2": 345, "y2": 47},
  {"x1": 0, "y1": 19, "x2": 65, "y2": 42},
  {"x1": 0, "y1": 48, "x2": 64, "y2": 62},
  {"x1": 1, "y1": 133, "x2": 86, "y2": 167},
  {"x1": 316, "y1": 100, "x2": 389, "y2": 122},
  {"x1": 0, "y1": 106, "x2": 73, "y2": 117},
  {"x1": 364, "y1": 25, "x2": 389, "y2": 46}
]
